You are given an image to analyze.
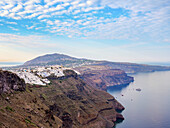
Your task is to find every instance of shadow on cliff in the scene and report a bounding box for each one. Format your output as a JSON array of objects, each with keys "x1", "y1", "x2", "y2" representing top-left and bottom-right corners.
[{"x1": 107, "y1": 83, "x2": 131, "y2": 93}]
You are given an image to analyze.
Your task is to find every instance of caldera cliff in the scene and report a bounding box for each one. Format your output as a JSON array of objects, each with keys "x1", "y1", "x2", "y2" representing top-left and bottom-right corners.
[
  {"x1": 0, "y1": 69, "x2": 124, "y2": 128},
  {"x1": 0, "y1": 69, "x2": 26, "y2": 93},
  {"x1": 75, "y1": 66, "x2": 134, "y2": 91}
]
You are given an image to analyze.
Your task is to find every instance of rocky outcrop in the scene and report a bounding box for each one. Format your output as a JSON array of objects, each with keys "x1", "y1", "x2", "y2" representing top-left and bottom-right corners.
[
  {"x1": 0, "y1": 69, "x2": 26, "y2": 94},
  {"x1": 79, "y1": 69, "x2": 134, "y2": 90}
]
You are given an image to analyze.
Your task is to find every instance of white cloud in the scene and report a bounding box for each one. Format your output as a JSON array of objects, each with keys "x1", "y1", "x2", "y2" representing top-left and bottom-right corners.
[
  {"x1": 71, "y1": 0, "x2": 80, "y2": 5},
  {"x1": 0, "y1": 33, "x2": 49, "y2": 47},
  {"x1": 8, "y1": 26, "x2": 19, "y2": 31},
  {"x1": 0, "y1": 0, "x2": 169, "y2": 42},
  {"x1": 77, "y1": 20, "x2": 83, "y2": 24},
  {"x1": 87, "y1": 1, "x2": 93, "y2": 5},
  {"x1": 2, "y1": 4, "x2": 14, "y2": 10},
  {"x1": 73, "y1": 9, "x2": 81, "y2": 14},
  {"x1": 38, "y1": 14, "x2": 50, "y2": 19},
  {"x1": 26, "y1": 25, "x2": 35, "y2": 29},
  {"x1": 0, "y1": 33, "x2": 56, "y2": 61},
  {"x1": 47, "y1": 20, "x2": 54, "y2": 25},
  {"x1": 62, "y1": 2, "x2": 70, "y2": 7},
  {"x1": 24, "y1": 5, "x2": 34, "y2": 11},
  {"x1": 25, "y1": 12, "x2": 41, "y2": 19},
  {"x1": 78, "y1": 3, "x2": 86, "y2": 7},
  {"x1": 35, "y1": 27, "x2": 42, "y2": 30},
  {"x1": 54, "y1": 20, "x2": 60, "y2": 24},
  {"x1": 11, "y1": 4, "x2": 22, "y2": 12},
  {"x1": 6, "y1": 21, "x2": 17, "y2": 25},
  {"x1": 0, "y1": 10, "x2": 9, "y2": 17},
  {"x1": 24, "y1": 0, "x2": 41, "y2": 6}
]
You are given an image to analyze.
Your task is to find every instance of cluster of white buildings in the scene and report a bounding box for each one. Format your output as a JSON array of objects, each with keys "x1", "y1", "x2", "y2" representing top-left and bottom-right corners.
[
  {"x1": 14, "y1": 71, "x2": 50, "y2": 86},
  {"x1": 9, "y1": 65, "x2": 80, "y2": 86}
]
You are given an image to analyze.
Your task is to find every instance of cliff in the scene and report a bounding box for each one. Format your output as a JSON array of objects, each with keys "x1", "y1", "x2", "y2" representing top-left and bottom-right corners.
[
  {"x1": 0, "y1": 70, "x2": 124, "y2": 128},
  {"x1": 0, "y1": 69, "x2": 26, "y2": 94},
  {"x1": 94, "y1": 61, "x2": 170, "y2": 73},
  {"x1": 75, "y1": 66, "x2": 134, "y2": 91}
]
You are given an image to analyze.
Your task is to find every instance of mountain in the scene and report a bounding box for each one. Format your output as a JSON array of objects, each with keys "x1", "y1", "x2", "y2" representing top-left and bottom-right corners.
[
  {"x1": 23, "y1": 53, "x2": 96, "y2": 67},
  {"x1": 23, "y1": 53, "x2": 170, "y2": 74},
  {"x1": 0, "y1": 69, "x2": 124, "y2": 128}
]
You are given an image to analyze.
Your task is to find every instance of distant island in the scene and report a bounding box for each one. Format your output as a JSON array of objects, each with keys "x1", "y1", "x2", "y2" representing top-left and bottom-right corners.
[{"x1": 22, "y1": 53, "x2": 170, "y2": 74}]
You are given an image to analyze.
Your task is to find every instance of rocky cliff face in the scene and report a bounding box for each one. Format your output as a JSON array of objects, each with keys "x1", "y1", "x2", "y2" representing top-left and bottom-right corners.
[
  {"x1": 48, "y1": 70, "x2": 125, "y2": 128},
  {"x1": 76, "y1": 67, "x2": 134, "y2": 90},
  {"x1": 0, "y1": 70, "x2": 124, "y2": 128},
  {"x1": 0, "y1": 69, "x2": 26, "y2": 94}
]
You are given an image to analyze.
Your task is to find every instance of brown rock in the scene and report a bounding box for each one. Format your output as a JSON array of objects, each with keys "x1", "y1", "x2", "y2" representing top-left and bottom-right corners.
[{"x1": 0, "y1": 70, "x2": 26, "y2": 94}]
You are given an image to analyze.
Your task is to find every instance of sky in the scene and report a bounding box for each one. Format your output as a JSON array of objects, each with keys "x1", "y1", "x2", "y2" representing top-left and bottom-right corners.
[{"x1": 0, "y1": 0, "x2": 170, "y2": 63}]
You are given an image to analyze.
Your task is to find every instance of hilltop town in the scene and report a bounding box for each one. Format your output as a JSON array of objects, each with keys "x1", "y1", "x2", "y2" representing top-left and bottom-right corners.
[{"x1": 7, "y1": 65, "x2": 80, "y2": 86}]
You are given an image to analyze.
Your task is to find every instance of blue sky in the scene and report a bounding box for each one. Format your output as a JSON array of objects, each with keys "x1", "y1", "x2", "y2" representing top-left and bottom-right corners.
[{"x1": 0, "y1": 0, "x2": 170, "y2": 63}]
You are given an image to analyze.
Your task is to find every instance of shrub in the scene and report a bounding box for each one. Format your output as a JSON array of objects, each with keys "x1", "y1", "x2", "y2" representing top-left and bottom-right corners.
[
  {"x1": 5, "y1": 106, "x2": 15, "y2": 112},
  {"x1": 25, "y1": 118, "x2": 37, "y2": 127}
]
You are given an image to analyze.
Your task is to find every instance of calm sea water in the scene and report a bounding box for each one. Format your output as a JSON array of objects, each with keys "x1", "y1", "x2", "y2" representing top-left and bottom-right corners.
[
  {"x1": 107, "y1": 71, "x2": 170, "y2": 128},
  {"x1": 0, "y1": 62, "x2": 23, "y2": 67}
]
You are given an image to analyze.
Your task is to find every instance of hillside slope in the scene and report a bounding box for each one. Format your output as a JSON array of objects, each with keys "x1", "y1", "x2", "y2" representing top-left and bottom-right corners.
[
  {"x1": 23, "y1": 53, "x2": 170, "y2": 74},
  {"x1": 23, "y1": 53, "x2": 95, "y2": 67},
  {"x1": 0, "y1": 70, "x2": 124, "y2": 128}
]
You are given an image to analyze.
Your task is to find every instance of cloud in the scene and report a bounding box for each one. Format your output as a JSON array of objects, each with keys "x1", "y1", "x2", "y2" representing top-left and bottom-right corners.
[
  {"x1": 25, "y1": 25, "x2": 35, "y2": 29},
  {"x1": 47, "y1": 20, "x2": 54, "y2": 25},
  {"x1": 11, "y1": 4, "x2": 22, "y2": 12},
  {"x1": 6, "y1": 21, "x2": 17, "y2": 25},
  {"x1": 37, "y1": 14, "x2": 50, "y2": 19},
  {"x1": 87, "y1": 0, "x2": 93, "y2": 5},
  {"x1": 8, "y1": 26, "x2": 19, "y2": 31},
  {"x1": 0, "y1": 0, "x2": 169, "y2": 42},
  {"x1": 2, "y1": 4, "x2": 14, "y2": 10},
  {"x1": 0, "y1": 10, "x2": 9, "y2": 17},
  {"x1": 0, "y1": 33, "x2": 50, "y2": 48}
]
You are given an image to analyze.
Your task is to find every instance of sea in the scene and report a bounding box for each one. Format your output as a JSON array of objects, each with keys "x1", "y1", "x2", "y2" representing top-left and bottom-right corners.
[
  {"x1": 107, "y1": 71, "x2": 170, "y2": 128},
  {"x1": 0, "y1": 62, "x2": 23, "y2": 67}
]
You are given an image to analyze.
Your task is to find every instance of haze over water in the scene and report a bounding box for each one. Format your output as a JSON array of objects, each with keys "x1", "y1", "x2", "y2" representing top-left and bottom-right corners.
[
  {"x1": 0, "y1": 62, "x2": 23, "y2": 67},
  {"x1": 107, "y1": 71, "x2": 170, "y2": 128}
]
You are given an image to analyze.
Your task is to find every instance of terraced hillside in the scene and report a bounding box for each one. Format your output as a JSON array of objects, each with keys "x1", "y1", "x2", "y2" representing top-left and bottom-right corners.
[{"x1": 0, "y1": 70, "x2": 124, "y2": 128}]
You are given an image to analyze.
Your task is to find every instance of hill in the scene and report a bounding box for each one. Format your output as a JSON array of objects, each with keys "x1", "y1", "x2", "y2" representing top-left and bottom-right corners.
[
  {"x1": 23, "y1": 53, "x2": 170, "y2": 74},
  {"x1": 23, "y1": 53, "x2": 96, "y2": 67}
]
